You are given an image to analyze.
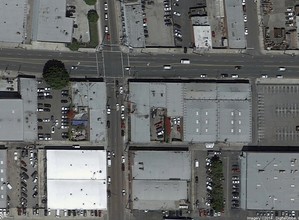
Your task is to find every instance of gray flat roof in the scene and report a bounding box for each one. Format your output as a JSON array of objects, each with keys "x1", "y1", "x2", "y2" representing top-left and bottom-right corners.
[
  {"x1": 132, "y1": 180, "x2": 187, "y2": 210},
  {"x1": 132, "y1": 151, "x2": 191, "y2": 180},
  {"x1": 0, "y1": 99, "x2": 23, "y2": 141},
  {"x1": 124, "y1": 4, "x2": 145, "y2": 48},
  {"x1": 0, "y1": 150, "x2": 7, "y2": 208},
  {"x1": 130, "y1": 83, "x2": 150, "y2": 143},
  {"x1": 71, "y1": 81, "x2": 106, "y2": 143},
  {"x1": 224, "y1": 0, "x2": 246, "y2": 48},
  {"x1": 243, "y1": 152, "x2": 299, "y2": 210},
  {"x1": 166, "y1": 83, "x2": 184, "y2": 117},
  {"x1": 33, "y1": 0, "x2": 73, "y2": 43},
  {"x1": 184, "y1": 83, "x2": 217, "y2": 99},
  {"x1": 0, "y1": 0, "x2": 26, "y2": 43},
  {"x1": 184, "y1": 100, "x2": 217, "y2": 142},
  {"x1": 183, "y1": 82, "x2": 252, "y2": 143},
  {"x1": 19, "y1": 77, "x2": 38, "y2": 141},
  {"x1": 218, "y1": 100, "x2": 251, "y2": 142}
]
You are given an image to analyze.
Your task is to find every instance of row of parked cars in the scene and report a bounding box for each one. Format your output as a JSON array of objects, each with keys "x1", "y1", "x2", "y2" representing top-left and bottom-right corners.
[{"x1": 231, "y1": 164, "x2": 240, "y2": 209}]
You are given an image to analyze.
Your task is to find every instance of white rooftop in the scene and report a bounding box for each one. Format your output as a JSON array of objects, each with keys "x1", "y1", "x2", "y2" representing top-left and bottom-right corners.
[{"x1": 47, "y1": 150, "x2": 107, "y2": 210}]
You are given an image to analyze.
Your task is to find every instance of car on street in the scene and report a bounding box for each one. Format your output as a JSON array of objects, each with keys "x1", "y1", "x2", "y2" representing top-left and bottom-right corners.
[
  {"x1": 245, "y1": 28, "x2": 248, "y2": 35},
  {"x1": 261, "y1": 74, "x2": 268, "y2": 78},
  {"x1": 244, "y1": 14, "x2": 247, "y2": 22},
  {"x1": 119, "y1": 86, "x2": 123, "y2": 94},
  {"x1": 116, "y1": 103, "x2": 120, "y2": 111},
  {"x1": 200, "y1": 74, "x2": 207, "y2": 78},
  {"x1": 107, "y1": 176, "x2": 111, "y2": 184},
  {"x1": 232, "y1": 74, "x2": 239, "y2": 78},
  {"x1": 107, "y1": 105, "x2": 111, "y2": 115},
  {"x1": 121, "y1": 105, "x2": 125, "y2": 111},
  {"x1": 71, "y1": 66, "x2": 78, "y2": 70},
  {"x1": 173, "y1": 11, "x2": 181, "y2": 16},
  {"x1": 104, "y1": 2, "x2": 108, "y2": 11},
  {"x1": 61, "y1": 99, "x2": 68, "y2": 103},
  {"x1": 105, "y1": 26, "x2": 109, "y2": 33},
  {"x1": 122, "y1": 189, "x2": 126, "y2": 196},
  {"x1": 122, "y1": 155, "x2": 125, "y2": 163},
  {"x1": 104, "y1": 13, "x2": 108, "y2": 20}
]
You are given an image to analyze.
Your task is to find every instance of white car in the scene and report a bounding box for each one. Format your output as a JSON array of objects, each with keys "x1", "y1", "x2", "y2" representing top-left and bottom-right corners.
[
  {"x1": 125, "y1": 66, "x2": 131, "y2": 71},
  {"x1": 104, "y1": 13, "x2": 108, "y2": 20},
  {"x1": 116, "y1": 103, "x2": 120, "y2": 111},
  {"x1": 173, "y1": 11, "x2": 181, "y2": 16},
  {"x1": 261, "y1": 74, "x2": 268, "y2": 78},
  {"x1": 200, "y1": 74, "x2": 206, "y2": 78},
  {"x1": 105, "y1": 26, "x2": 109, "y2": 33},
  {"x1": 45, "y1": 87, "x2": 51, "y2": 91},
  {"x1": 104, "y1": 2, "x2": 108, "y2": 11},
  {"x1": 107, "y1": 105, "x2": 111, "y2": 115},
  {"x1": 244, "y1": 15, "x2": 247, "y2": 22},
  {"x1": 232, "y1": 74, "x2": 239, "y2": 78},
  {"x1": 276, "y1": 75, "x2": 283, "y2": 78},
  {"x1": 43, "y1": 118, "x2": 50, "y2": 122},
  {"x1": 121, "y1": 113, "x2": 125, "y2": 120},
  {"x1": 242, "y1": 0, "x2": 245, "y2": 5},
  {"x1": 232, "y1": 180, "x2": 240, "y2": 184},
  {"x1": 174, "y1": 32, "x2": 182, "y2": 38},
  {"x1": 121, "y1": 105, "x2": 125, "y2": 111},
  {"x1": 122, "y1": 189, "x2": 126, "y2": 196},
  {"x1": 44, "y1": 92, "x2": 50, "y2": 96},
  {"x1": 244, "y1": 28, "x2": 248, "y2": 35},
  {"x1": 61, "y1": 107, "x2": 69, "y2": 111},
  {"x1": 37, "y1": 88, "x2": 44, "y2": 92},
  {"x1": 120, "y1": 86, "x2": 123, "y2": 94},
  {"x1": 107, "y1": 176, "x2": 111, "y2": 184},
  {"x1": 37, "y1": 108, "x2": 44, "y2": 112},
  {"x1": 71, "y1": 66, "x2": 78, "y2": 70},
  {"x1": 121, "y1": 155, "x2": 125, "y2": 163},
  {"x1": 51, "y1": 126, "x2": 55, "y2": 134},
  {"x1": 164, "y1": 7, "x2": 171, "y2": 11}
]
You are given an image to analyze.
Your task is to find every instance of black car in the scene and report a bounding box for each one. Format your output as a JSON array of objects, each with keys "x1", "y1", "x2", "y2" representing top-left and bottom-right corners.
[
  {"x1": 21, "y1": 172, "x2": 29, "y2": 180},
  {"x1": 107, "y1": 190, "x2": 111, "y2": 198},
  {"x1": 21, "y1": 181, "x2": 27, "y2": 187},
  {"x1": 38, "y1": 126, "x2": 43, "y2": 130},
  {"x1": 61, "y1": 99, "x2": 68, "y2": 103},
  {"x1": 45, "y1": 95, "x2": 52, "y2": 99},
  {"x1": 173, "y1": 23, "x2": 181, "y2": 29},
  {"x1": 44, "y1": 104, "x2": 51, "y2": 108},
  {"x1": 32, "y1": 191, "x2": 38, "y2": 198},
  {"x1": 107, "y1": 120, "x2": 110, "y2": 128},
  {"x1": 184, "y1": 47, "x2": 187, "y2": 53},
  {"x1": 21, "y1": 167, "x2": 27, "y2": 172},
  {"x1": 235, "y1": 66, "x2": 242, "y2": 70},
  {"x1": 232, "y1": 191, "x2": 239, "y2": 196},
  {"x1": 121, "y1": 130, "x2": 125, "y2": 136},
  {"x1": 37, "y1": 118, "x2": 43, "y2": 122},
  {"x1": 195, "y1": 176, "x2": 198, "y2": 183}
]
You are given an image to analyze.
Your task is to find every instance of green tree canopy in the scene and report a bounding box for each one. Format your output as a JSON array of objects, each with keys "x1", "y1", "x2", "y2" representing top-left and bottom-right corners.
[
  {"x1": 87, "y1": 10, "x2": 99, "y2": 22},
  {"x1": 42, "y1": 59, "x2": 69, "y2": 90},
  {"x1": 84, "y1": 0, "x2": 97, "y2": 5}
]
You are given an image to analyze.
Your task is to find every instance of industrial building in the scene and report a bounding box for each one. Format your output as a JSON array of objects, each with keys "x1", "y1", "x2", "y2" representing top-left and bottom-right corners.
[
  {"x1": 241, "y1": 151, "x2": 299, "y2": 210},
  {"x1": 46, "y1": 149, "x2": 107, "y2": 210},
  {"x1": 32, "y1": 0, "x2": 73, "y2": 43},
  {"x1": 71, "y1": 80, "x2": 107, "y2": 143},
  {"x1": 0, "y1": 76, "x2": 37, "y2": 142},
  {"x1": 129, "y1": 80, "x2": 252, "y2": 144},
  {"x1": 130, "y1": 151, "x2": 191, "y2": 210}
]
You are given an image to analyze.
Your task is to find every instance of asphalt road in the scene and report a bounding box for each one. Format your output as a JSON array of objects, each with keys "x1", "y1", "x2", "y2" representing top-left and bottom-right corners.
[
  {"x1": 106, "y1": 78, "x2": 126, "y2": 220},
  {"x1": 1, "y1": 47, "x2": 299, "y2": 79}
]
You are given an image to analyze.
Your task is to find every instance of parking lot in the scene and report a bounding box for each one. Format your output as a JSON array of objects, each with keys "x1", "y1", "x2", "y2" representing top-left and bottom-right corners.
[
  {"x1": 37, "y1": 79, "x2": 71, "y2": 141},
  {"x1": 257, "y1": 83, "x2": 299, "y2": 146}
]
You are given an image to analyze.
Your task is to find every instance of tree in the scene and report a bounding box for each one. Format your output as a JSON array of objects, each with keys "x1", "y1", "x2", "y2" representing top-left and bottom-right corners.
[
  {"x1": 42, "y1": 59, "x2": 69, "y2": 90},
  {"x1": 84, "y1": 0, "x2": 97, "y2": 5},
  {"x1": 67, "y1": 38, "x2": 80, "y2": 51},
  {"x1": 87, "y1": 10, "x2": 99, "y2": 22}
]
